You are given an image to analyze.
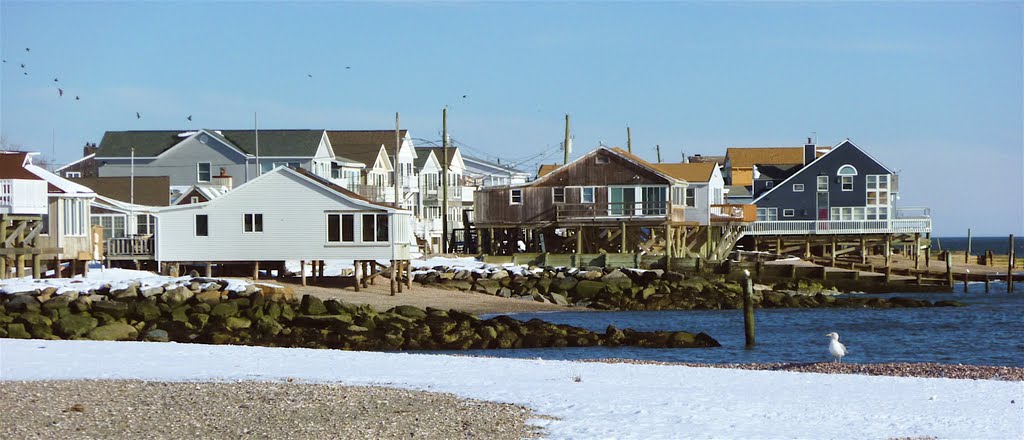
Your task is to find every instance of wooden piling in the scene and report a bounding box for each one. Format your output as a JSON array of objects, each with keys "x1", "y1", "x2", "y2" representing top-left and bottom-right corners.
[
  {"x1": 945, "y1": 253, "x2": 953, "y2": 287},
  {"x1": 205, "y1": 262, "x2": 213, "y2": 278},
  {"x1": 914, "y1": 233, "x2": 921, "y2": 270},
  {"x1": 742, "y1": 273, "x2": 755, "y2": 348},
  {"x1": 353, "y1": 260, "x2": 361, "y2": 292},
  {"x1": 984, "y1": 274, "x2": 990, "y2": 293},
  {"x1": 965, "y1": 228, "x2": 972, "y2": 264},
  {"x1": 390, "y1": 259, "x2": 397, "y2": 296},
  {"x1": 860, "y1": 238, "x2": 867, "y2": 264},
  {"x1": 963, "y1": 271, "x2": 969, "y2": 293},
  {"x1": 300, "y1": 260, "x2": 306, "y2": 286},
  {"x1": 406, "y1": 261, "x2": 412, "y2": 289},
  {"x1": 884, "y1": 234, "x2": 892, "y2": 268},
  {"x1": 31, "y1": 253, "x2": 40, "y2": 279},
  {"x1": 830, "y1": 236, "x2": 837, "y2": 267},
  {"x1": 253, "y1": 261, "x2": 259, "y2": 280},
  {"x1": 1009, "y1": 234, "x2": 1015, "y2": 293}
]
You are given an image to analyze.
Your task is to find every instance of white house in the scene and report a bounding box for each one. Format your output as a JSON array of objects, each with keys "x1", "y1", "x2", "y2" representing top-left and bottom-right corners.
[
  {"x1": 154, "y1": 166, "x2": 414, "y2": 264},
  {"x1": 650, "y1": 162, "x2": 725, "y2": 224},
  {"x1": 20, "y1": 155, "x2": 98, "y2": 261}
]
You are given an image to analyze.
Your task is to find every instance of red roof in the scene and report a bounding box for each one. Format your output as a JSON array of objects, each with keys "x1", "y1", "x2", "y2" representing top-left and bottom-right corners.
[{"x1": 0, "y1": 152, "x2": 43, "y2": 181}]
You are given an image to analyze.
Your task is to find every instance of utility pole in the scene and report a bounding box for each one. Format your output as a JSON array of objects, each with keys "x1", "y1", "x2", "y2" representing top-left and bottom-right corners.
[
  {"x1": 656, "y1": 144, "x2": 662, "y2": 163},
  {"x1": 627, "y1": 126, "x2": 632, "y2": 153},
  {"x1": 564, "y1": 114, "x2": 570, "y2": 165},
  {"x1": 392, "y1": 112, "x2": 400, "y2": 296},
  {"x1": 442, "y1": 108, "x2": 449, "y2": 254},
  {"x1": 394, "y1": 112, "x2": 401, "y2": 209}
]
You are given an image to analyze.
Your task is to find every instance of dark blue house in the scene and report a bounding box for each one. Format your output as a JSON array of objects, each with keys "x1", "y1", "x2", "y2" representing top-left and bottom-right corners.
[{"x1": 751, "y1": 140, "x2": 897, "y2": 222}]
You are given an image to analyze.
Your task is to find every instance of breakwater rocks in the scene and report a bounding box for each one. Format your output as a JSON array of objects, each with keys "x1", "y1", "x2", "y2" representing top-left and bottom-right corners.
[
  {"x1": 0, "y1": 282, "x2": 720, "y2": 350},
  {"x1": 413, "y1": 265, "x2": 966, "y2": 311}
]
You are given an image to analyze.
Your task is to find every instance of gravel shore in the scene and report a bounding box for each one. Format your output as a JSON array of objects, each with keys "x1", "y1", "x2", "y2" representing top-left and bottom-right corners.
[
  {"x1": 0, "y1": 380, "x2": 543, "y2": 440},
  {"x1": 584, "y1": 359, "x2": 1024, "y2": 381}
]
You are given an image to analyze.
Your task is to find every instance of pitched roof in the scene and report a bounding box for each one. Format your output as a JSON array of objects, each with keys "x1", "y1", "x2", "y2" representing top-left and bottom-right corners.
[
  {"x1": 97, "y1": 129, "x2": 325, "y2": 158},
  {"x1": 332, "y1": 144, "x2": 387, "y2": 168},
  {"x1": 327, "y1": 130, "x2": 408, "y2": 158},
  {"x1": 0, "y1": 152, "x2": 43, "y2": 180},
  {"x1": 416, "y1": 146, "x2": 460, "y2": 168},
  {"x1": 650, "y1": 162, "x2": 717, "y2": 182},
  {"x1": 726, "y1": 147, "x2": 804, "y2": 168},
  {"x1": 413, "y1": 149, "x2": 437, "y2": 171},
  {"x1": 24, "y1": 164, "x2": 95, "y2": 195},
  {"x1": 291, "y1": 167, "x2": 398, "y2": 210},
  {"x1": 537, "y1": 164, "x2": 559, "y2": 177},
  {"x1": 72, "y1": 176, "x2": 170, "y2": 206}
]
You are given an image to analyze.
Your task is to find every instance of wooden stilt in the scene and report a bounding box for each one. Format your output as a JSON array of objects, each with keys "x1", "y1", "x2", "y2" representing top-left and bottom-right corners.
[
  {"x1": 984, "y1": 274, "x2": 990, "y2": 293},
  {"x1": 1008, "y1": 234, "x2": 1015, "y2": 293},
  {"x1": 353, "y1": 260, "x2": 361, "y2": 292},
  {"x1": 620, "y1": 222, "x2": 627, "y2": 253},
  {"x1": 253, "y1": 261, "x2": 260, "y2": 280},
  {"x1": 390, "y1": 259, "x2": 397, "y2": 296},
  {"x1": 830, "y1": 236, "x2": 837, "y2": 266},
  {"x1": 300, "y1": 260, "x2": 307, "y2": 286},
  {"x1": 925, "y1": 232, "x2": 931, "y2": 267},
  {"x1": 804, "y1": 236, "x2": 811, "y2": 259},
  {"x1": 914, "y1": 233, "x2": 921, "y2": 270},
  {"x1": 860, "y1": 238, "x2": 867, "y2": 264},
  {"x1": 31, "y1": 253, "x2": 40, "y2": 279},
  {"x1": 665, "y1": 224, "x2": 673, "y2": 269},
  {"x1": 884, "y1": 235, "x2": 892, "y2": 268},
  {"x1": 776, "y1": 238, "x2": 782, "y2": 256},
  {"x1": 945, "y1": 253, "x2": 953, "y2": 287},
  {"x1": 205, "y1": 262, "x2": 213, "y2": 277},
  {"x1": 406, "y1": 261, "x2": 412, "y2": 289}
]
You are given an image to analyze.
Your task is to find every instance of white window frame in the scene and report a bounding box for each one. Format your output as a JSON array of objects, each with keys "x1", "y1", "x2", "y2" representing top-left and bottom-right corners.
[
  {"x1": 190, "y1": 196, "x2": 200, "y2": 204},
  {"x1": 243, "y1": 213, "x2": 263, "y2": 233},
  {"x1": 552, "y1": 187, "x2": 565, "y2": 204},
  {"x1": 685, "y1": 188, "x2": 696, "y2": 207},
  {"x1": 64, "y1": 171, "x2": 81, "y2": 178},
  {"x1": 197, "y1": 162, "x2": 212, "y2": 183},
  {"x1": 765, "y1": 181, "x2": 774, "y2": 189},
  {"x1": 361, "y1": 213, "x2": 390, "y2": 243},
  {"x1": 62, "y1": 199, "x2": 88, "y2": 237},
  {"x1": 581, "y1": 187, "x2": 595, "y2": 204},
  {"x1": 756, "y1": 207, "x2": 778, "y2": 221},
  {"x1": 841, "y1": 175, "x2": 854, "y2": 191},
  {"x1": 510, "y1": 189, "x2": 523, "y2": 205},
  {"x1": 792, "y1": 183, "x2": 804, "y2": 192},
  {"x1": 783, "y1": 209, "x2": 795, "y2": 217},
  {"x1": 327, "y1": 213, "x2": 355, "y2": 243},
  {"x1": 816, "y1": 175, "x2": 828, "y2": 192}
]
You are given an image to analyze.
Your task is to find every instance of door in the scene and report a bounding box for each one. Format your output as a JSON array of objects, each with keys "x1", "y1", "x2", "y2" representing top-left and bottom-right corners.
[
  {"x1": 816, "y1": 192, "x2": 829, "y2": 220},
  {"x1": 609, "y1": 187, "x2": 636, "y2": 216}
]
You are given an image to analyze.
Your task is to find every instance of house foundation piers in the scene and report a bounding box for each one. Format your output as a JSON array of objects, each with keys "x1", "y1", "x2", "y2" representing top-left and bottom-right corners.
[
  {"x1": 160, "y1": 259, "x2": 414, "y2": 291},
  {"x1": 0, "y1": 214, "x2": 62, "y2": 279},
  {"x1": 742, "y1": 232, "x2": 931, "y2": 269}
]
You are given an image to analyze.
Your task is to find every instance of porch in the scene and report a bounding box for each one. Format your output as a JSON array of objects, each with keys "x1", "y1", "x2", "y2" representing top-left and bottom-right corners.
[
  {"x1": 554, "y1": 201, "x2": 686, "y2": 224},
  {"x1": 744, "y1": 208, "x2": 932, "y2": 236}
]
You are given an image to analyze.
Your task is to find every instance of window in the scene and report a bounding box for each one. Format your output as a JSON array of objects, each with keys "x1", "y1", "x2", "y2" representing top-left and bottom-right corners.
[
  {"x1": 816, "y1": 175, "x2": 828, "y2": 192},
  {"x1": 783, "y1": 209, "x2": 795, "y2": 217},
  {"x1": 243, "y1": 213, "x2": 263, "y2": 233},
  {"x1": 841, "y1": 176, "x2": 854, "y2": 191},
  {"x1": 39, "y1": 214, "x2": 49, "y2": 235},
  {"x1": 596, "y1": 156, "x2": 608, "y2": 164},
  {"x1": 756, "y1": 207, "x2": 778, "y2": 221},
  {"x1": 642, "y1": 186, "x2": 667, "y2": 215},
  {"x1": 195, "y1": 215, "x2": 208, "y2": 236},
  {"x1": 136, "y1": 215, "x2": 154, "y2": 235},
  {"x1": 190, "y1": 196, "x2": 200, "y2": 204},
  {"x1": 327, "y1": 214, "x2": 354, "y2": 243},
  {"x1": 866, "y1": 175, "x2": 891, "y2": 219},
  {"x1": 362, "y1": 214, "x2": 390, "y2": 242},
  {"x1": 552, "y1": 187, "x2": 565, "y2": 204},
  {"x1": 65, "y1": 171, "x2": 81, "y2": 178},
  {"x1": 837, "y1": 165, "x2": 858, "y2": 176},
  {"x1": 792, "y1": 183, "x2": 804, "y2": 192},
  {"x1": 510, "y1": 189, "x2": 523, "y2": 205},
  {"x1": 685, "y1": 188, "x2": 696, "y2": 207},
  {"x1": 91, "y1": 215, "x2": 125, "y2": 241},
  {"x1": 581, "y1": 187, "x2": 595, "y2": 204},
  {"x1": 197, "y1": 162, "x2": 211, "y2": 182},
  {"x1": 765, "y1": 181, "x2": 774, "y2": 189},
  {"x1": 62, "y1": 199, "x2": 87, "y2": 236}
]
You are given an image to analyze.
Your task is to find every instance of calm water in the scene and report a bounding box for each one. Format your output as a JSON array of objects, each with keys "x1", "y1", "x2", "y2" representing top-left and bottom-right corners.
[
  {"x1": 933, "y1": 236, "x2": 1023, "y2": 255},
  {"x1": 449, "y1": 284, "x2": 1024, "y2": 367}
]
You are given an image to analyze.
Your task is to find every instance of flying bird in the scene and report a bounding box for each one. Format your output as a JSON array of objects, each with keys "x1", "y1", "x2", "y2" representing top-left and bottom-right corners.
[
  {"x1": 136, "y1": 112, "x2": 141, "y2": 119},
  {"x1": 462, "y1": 95, "x2": 467, "y2": 98},
  {"x1": 307, "y1": 74, "x2": 312, "y2": 78},
  {"x1": 54, "y1": 78, "x2": 58, "y2": 82},
  {"x1": 825, "y1": 332, "x2": 848, "y2": 363},
  {"x1": 58, "y1": 88, "x2": 63, "y2": 97},
  {"x1": 20, "y1": 64, "x2": 25, "y2": 68},
  {"x1": 1, "y1": 59, "x2": 6, "y2": 63},
  {"x1": 25, "y1": 47, "x2": 30, "y2": 52},
  {"x1": 345, "y1": 66, "x2": 351, "y2": 69},
  {"x1": 187, "y1": 115, "x2": 192, "y2": 121},
  {"x1": 75, "y1": 96, "x2": 80, "y2": 101}
]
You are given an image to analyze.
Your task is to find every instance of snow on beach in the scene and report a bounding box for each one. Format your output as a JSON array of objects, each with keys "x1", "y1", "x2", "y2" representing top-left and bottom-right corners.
[
  {"x1": 2, "y1": 339, "x2": 1020, "y2": 439},
  {"x1": 0, "y1": 267, "x2": 259, "y2": 295}
]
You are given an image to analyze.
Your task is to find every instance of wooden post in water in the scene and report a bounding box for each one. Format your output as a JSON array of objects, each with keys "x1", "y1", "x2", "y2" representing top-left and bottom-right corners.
[
  {"x1": 965, "y1": 229, "x2": 972, "y2": 264},
  {"x1": 963, "y1": 270, "x2": 969, "y2": 293},
  {"x1": 742, "y1": 271, "x2": 755, "y2": 348},
  {"x1": 945, "y1": 253, "x2": 953, "y2": 287},
  {"x1": 925, "y1": 232, "x2": 931, "y2": 267},
  {"x1": 1009, "y1": 234, "x2": 1015, "y2": 293},
  {"x1": 984, "y1": 274, "x2": 990, "y2": 293},
  {"x1": 914, "y1": 233, "x2": 921, "y2": 270}
]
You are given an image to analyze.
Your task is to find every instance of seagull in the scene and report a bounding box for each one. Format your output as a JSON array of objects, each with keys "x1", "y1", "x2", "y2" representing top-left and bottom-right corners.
[
  {"x1": 25, "y1": 47, "x2": 30, "y2": 52},
  {"x1": 136, "y1": 112, "x2": 141, "y2": 119},
  {"x1": 20, "y1": 64, "x2": 25, "y2": 68},
  {"x1": 307, "y1": 74, "x2": 312, "y2": 78},
  {"x1": 58, "y1": 88, "x2": 63, "y2": 97},
  {"x1": 75, "y1": 96, "x2": 80, "y2": 101},
  {"x1": 345, "y1": 66, "x2": 351, "y2": 69},
  {"x1": 743, "y1": 269, "x2": 751, "y2": 278},
  {"x1": 825, "y1": 332, "x2": 847, "y2": 363},
  {"x1": 54, "y1": 78, "x2": 58, "y2": 82},
  {"x1": 187, "y1": 115, "x2": 192, "y2": 121}
]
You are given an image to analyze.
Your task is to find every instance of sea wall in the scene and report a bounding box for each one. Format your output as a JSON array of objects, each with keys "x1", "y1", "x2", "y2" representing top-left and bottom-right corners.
[
  {"x1": 0, "y1": 280, "x2": 720, "y2": 350},
  {"x1": 413, "y1": 265, "x2": 966, "y2": 311}
]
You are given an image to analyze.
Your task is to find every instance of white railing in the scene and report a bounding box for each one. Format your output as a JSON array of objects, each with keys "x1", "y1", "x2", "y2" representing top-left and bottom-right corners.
[
  {"x1": 106, "y1": 235, "x2": 154, "y2": 257},
  {"x1": 744, "y1": 218, "x2": 932, "y2": 236},
  {"x1": 0, "y1": 179, "x2": 48, "y2": 215},
  {"x1": 895, "y1": 207, "x2": 931, "y2": 219}
]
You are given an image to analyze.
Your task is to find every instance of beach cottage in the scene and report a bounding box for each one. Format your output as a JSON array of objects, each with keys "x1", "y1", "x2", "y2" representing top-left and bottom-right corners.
[{"x1": 154, "y1": 166, "x2": 414, "y2": 284}]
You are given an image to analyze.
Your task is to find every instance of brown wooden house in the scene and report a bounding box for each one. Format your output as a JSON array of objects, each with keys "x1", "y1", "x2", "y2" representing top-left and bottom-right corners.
[{"x1": 474, "y1": 147, "x2": 751, "y2": 260}]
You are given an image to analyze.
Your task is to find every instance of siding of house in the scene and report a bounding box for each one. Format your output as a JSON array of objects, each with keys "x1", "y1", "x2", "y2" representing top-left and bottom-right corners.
[
  {"x1": 753, "y1": 141, "x2": 891, "y2": 220},
  {"x1": 155, "y1": 170, "x2": 412, "y2": 262},
  {"x1": 99, "y1": 136, "x2": 250, "y2": 187},
  {"x1": 35, "y1": 197, "x2": 93, "y2": 259}
]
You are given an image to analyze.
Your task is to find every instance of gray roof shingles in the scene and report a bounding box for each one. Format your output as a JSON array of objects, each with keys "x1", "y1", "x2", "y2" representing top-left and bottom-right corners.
[{"x1": 97, "y1": 129, "x2": 325, "y2": 158}]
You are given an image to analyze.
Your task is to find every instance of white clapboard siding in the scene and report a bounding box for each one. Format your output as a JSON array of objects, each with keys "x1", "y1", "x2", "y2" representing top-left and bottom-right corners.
[{"x1": 155, "y1": 168, "x2": 412, "y2": 262}]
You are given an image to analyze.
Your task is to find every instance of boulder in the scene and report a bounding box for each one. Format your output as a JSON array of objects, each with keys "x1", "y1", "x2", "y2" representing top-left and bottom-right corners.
[
  {"x1": 602, "y1": 270, "x2": 633, "y2": 290},
  {"x1": 6, "y1": 294, "x2": 41, "y2": 313},
  {"x1": 5, "y1": 323, "x2": 32, "y2": 339},
  {"x1": 474, "y1": 279, "x2": 501, "y2": 295},
  {"x1": 210, "y1": 301, "x2": 240, "y2": 319},
  {"x1": 554, "y1": 277, "x2": 578, "y2": 292},
  {"x1": 195, "y1": 290, "x2": 223, "y2": 305},
  {"x1": 87, "y1": 322, "x2": 138, "y2": 341},
  {"x1": 496, "y1": 287, "x2": 513, "y2": 298},
  {"x1": 299, "y1": 295, "x2": 328, "y2": 315},
  {"x1": 16, "y1": 312, "x2": 53, "y2": 329},
  {"x1": 41, "y1": 295, "x2": 73, "y2": 311},
  {"x1": 574, "y1": 280, "x2": 606, "y2": 299},
  {"x1": 255, "y1": 316, "x2": 284, "y2": 337},
  {"x1": 143, "y1": 329, "x2": 170, "y2": 342},
  {"x1": 581, "y1": 270, "x2": 603, "y2": 280},
  {"x1": 131, "y1": 301, "x2": 162, "y2": 322},
  {"x1": 109, "y1": 283, "x2": 139, "y2": 300},
  {"x1": 490, "y1": 270, "x2": 509, "y2": 280},
  {"x1": 549, "y1": 292, "x2": 570, "y2": 306},
  {"x1": 161, "y1": 286, "x2": 194, "y2": 306},
  {"x1": 390, "y1": 305, "x2": 427, "y2": 320},
  {"x1": 55, "y1": 314, "x2": 98, "y2": 338},
  {"x1": 91, "y1": 300, "x2": 129, "y2": 319},
  {"x1": 224, "y1": 316, "x2": 252, "y2": 331},
  {"x1": 139, "y1": 286, "x2": 165, "y2": 298}
]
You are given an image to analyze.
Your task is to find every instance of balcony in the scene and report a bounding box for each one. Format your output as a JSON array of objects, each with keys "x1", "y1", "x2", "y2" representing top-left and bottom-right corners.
[
  {"x1": 744, "y1": 207, "x2": 931, "y2": 236},
  {"x1": 344, "y1": 184, "x2": 396, "y2": 203},
  {"x1": 106, "y1": 235, "x2": 154, "y2": 260},
  {"x1": 710, "y1": 204, "x2": 757, "y2": 223},
  {"x1": 0, "y1": 179, "x2": 48, "y2": 215},
  {"x1": 422, "y1": 187, "x2": 464, "y2": 204},
  {"x1": 556, "y1": 201, "x2": 686, "y2": 223}
]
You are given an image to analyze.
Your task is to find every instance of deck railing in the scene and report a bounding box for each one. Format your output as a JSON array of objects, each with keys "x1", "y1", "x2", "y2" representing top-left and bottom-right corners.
[
  {"x1": 744, "y1": 218, "x2": 932, "y2": 236},
  {"x1": 710, "y1": 204, "x2": 758, "y2": 222},
  {"x1": 556, "y1": 201, "x2": 684, "y2": 222},
  {"x1": 106, "y1": 235, "x2": 154, "y2": 258}
]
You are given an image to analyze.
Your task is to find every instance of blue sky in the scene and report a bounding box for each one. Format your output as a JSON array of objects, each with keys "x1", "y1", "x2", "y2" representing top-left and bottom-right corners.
[{"x1": 1, "y1": 2, "x2": 1021, "y2": 235}]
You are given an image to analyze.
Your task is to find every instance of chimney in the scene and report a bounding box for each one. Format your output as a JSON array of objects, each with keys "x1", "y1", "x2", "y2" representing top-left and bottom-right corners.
[
  {"x1": 211, "y1": 167, "x2": 233, "y2": 190},
  {"x1": 803, "y1": 137, "x2": 816, "y2": 165}
]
